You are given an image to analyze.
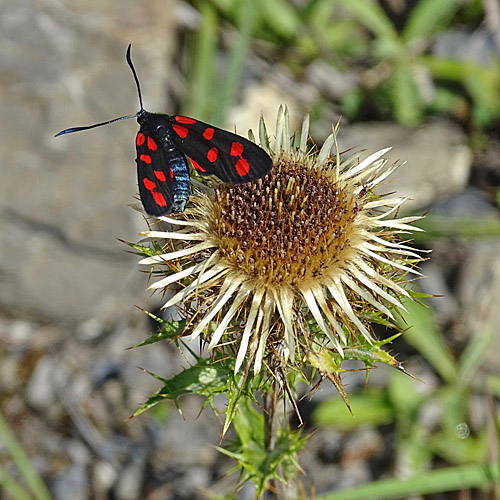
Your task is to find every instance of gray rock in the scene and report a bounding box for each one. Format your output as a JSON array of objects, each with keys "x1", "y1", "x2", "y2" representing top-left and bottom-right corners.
[
  {"x1": 457, "y1": 240, "x2": 500, "y2": 370},
  {"x1": 26, "y1": 356, "x2": 64, "y2": 410},
  {"x1": 338, "y1": 120, "x2": 472, "y2": 212},
  {"x1": 4, "y1": 319, "x2": 35, "y2": 344},
  {"x1": 316, "y1": 428, "x2": 343, "y2": 463},
  {"x1": 434, "y1": 27, "x2": 499, "y2": 66},
  {"x1": 0, "y1": 219, "x2": 140, "y2": 321},
  {"x1": 306, "y1": 60, "x2": 359, "y2": 100},
  {"x1": 151, "y1": 397, "x2": 220, "y2": 467},
  {"x1": 176, "y1": 466, "x2": 212, "y2": 497},
  {"x1": 113, "y1": 445, "x2": 147, "y2": 500},
  {"x1": 0, "y1": 0, "x2": 176, "y2": 323},
  {"x1": 419, "y1": 261, "x2": 459, "y2": 325},
  {"x1": 52, "y1": 463, "x2": 90, "y2": 500},
  {"x1": 93, "y1": 460, "x2": 118, "y2": 500},
  {"x1": 433, "y1": 187, "x2": 499, "y2": 218}
]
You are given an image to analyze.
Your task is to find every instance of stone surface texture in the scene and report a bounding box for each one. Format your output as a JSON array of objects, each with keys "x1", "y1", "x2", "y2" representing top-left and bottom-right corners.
[{"x1": 0, "y1": 0, "x2": 175, "y2": 322}]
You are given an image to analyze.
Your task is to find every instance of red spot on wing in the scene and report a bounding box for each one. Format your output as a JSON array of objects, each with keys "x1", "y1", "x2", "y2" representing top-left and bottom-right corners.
[
  {"x1": 207, "y1": 147, "x2": 218, "y2": 163},
  {"x1": 175, "y1": 116, "x2": 196, "y2": 124},
  {"x1": 170, "y1": 169, "x2": 174, "y2": 178},
  {"x1": 153, "y1": 192, "x2": 167, "y2": 207},
  {"x1": 139, "y1": 154, "x2": 152, "y2": 164},
  {"x1": 235, "y1": 158, "x2": 250, "y2": 176},
  {"x1": 173, "y1": 124, "x2": 188, "y2": 138},
  {"x1": 143, "y1": 175, "x2": 168, "y2": 209},
  {"x1": 154, "y1": 170, "x2": 166, "y2": 182},
  {"x1": 136, "y1": 133, "x2": 146, "y2": 146},
  {"x1": 189, "y1": 157, "x2": 206, "y2": 173},
  {"x1": 147, "y1": 137, "x2": 158, "y2": 151},
  {"x1": 143, "y1": 178, "x2": 156, "y2": 191},
  {"x1": 203, "y1": 128, "x2": 214, "y2": 140},
  {"x1": 230, "y1": 142, "x2": 244, "y2": 157}
]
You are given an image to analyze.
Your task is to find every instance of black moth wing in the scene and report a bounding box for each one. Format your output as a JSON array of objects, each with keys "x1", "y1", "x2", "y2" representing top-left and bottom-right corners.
[
  {"x1": 136, "y1": 130, "x2": 175, "y2": 216},
  {"x1": 168, "y1": 115, "x2": 273, "y2": 183}
]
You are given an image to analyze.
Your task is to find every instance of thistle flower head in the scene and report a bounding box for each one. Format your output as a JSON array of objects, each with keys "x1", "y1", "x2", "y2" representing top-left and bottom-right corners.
[{"x1": 138, "y1": 107, "x2": 424, "y2": 376}]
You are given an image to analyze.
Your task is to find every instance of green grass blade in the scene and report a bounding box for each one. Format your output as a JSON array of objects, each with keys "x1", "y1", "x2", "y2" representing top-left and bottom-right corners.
[
  {"x1": 0, "y1": 410, "x2": 52, "y2": 500},
  {"x1": 318, "y1": 462, "x2": 500, "y2": 500},
  {"x1": 212, "y1": 0, "x2": 258, "y2": 126},
  {"x1": 395, "y1": 300, "x2": 456, "y2": 383},
  {"x1": 412, "y1": 215, "x2": 500, "y2": 241},
  {"x1": 390, "y1": 62, "x2": 422, "y2": 126},
  {"x1": 314, "y1": 389, "x2": 394, "y2": 431},
  {"x1": 487, "y1": 374, "x2": 500, "y2": 399},
  {"x1": 422, "y1": 55, "x2": 500, "y2": 126},
  {"x1": 258, "y1": 0, "x2": 301, "y2": 39},
  {"x1": 0, "y1": 468, "x2": 35, "y2": 500},
  {"x1": 388, "y1": 371, "x2": 434, "y2": 472},
  {"x1": 403, "y1": 0, "x2": 465, "y2": 43},
  {"x1": 184, "y1": 2, "x2": 218, "y2": 120},
  {"x1": 456, "y1": 329, "x2": 495, "y2": 387},
  {"x1": 343, "y1": 0, "x2": 398, "y2": 42}
]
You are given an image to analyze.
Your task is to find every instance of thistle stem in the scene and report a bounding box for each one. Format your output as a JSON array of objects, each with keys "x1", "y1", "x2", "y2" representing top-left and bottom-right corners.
[
  {"x1": 263, "y1": 376, "x2": 280, "y2": 499},
  {"x1": 264, "y1": 387, "x2": 277, "y2": 451}
]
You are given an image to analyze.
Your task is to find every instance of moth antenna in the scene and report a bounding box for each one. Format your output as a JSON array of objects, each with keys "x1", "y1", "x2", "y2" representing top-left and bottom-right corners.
[
  {"x1": 126, "y1": 44, "x2": 144, "y2": 112},
  {"x1": 55, "y1": 45, "x2": 142, "y2": 137},
  {"x1": 54, "y1": 113, "x2": 138, "y2": 136}
]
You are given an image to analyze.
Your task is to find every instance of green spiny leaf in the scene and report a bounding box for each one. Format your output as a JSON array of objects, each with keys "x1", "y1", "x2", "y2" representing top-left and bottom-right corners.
[
  {"x1": 131, "y1": 357, "x2": 232, "y2": 418},
  {"x1": 128, "y1": 314, "x2": 187, "y2": 349},
  {"x1": 223, "y1": 370, "x2": 263, "y2": 437},
  {"x1": 220, "y1": 398, "x2": 306, "y2": 495},
  {"x1": 118, "y1": 239, "x2": 163, "y2": 258}
]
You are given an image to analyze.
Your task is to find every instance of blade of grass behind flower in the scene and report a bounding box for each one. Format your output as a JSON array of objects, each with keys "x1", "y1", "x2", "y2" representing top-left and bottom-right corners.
[
  {"x1": 422, "y1": 56, "x2": 500, "y2": 126},
  {"x1": 314, "y1": 388, "x2": 394, "y2": 431},
  {"x1": 390, "y1": 62, "x2": 422, "y2": 126},
  {"x1": 183, "y1": 2, "x2": 218, "y2": 120},
  {"x1": 402, "y1": 0, "x2": 464, "y2": 43},
  {"x1": 0, "y1": 410, "x2": 52, "y2": 500},
  {"x1": 436, "y1": 329, "x2": 497, "y2": 446},
  {"x1": 456, "y1": 329, "x2": 495, "y2": 387},
  {"x1": 258, "y1": 0, "x2": 300, "y2": 39},
  {"x1": 343, "y1": 0, "x2": 399, "y2": 45},
  {"x1": 395, "y1": 299, "x2": 456, "y2": 383},
  {"x1": 0, "y1": 468, "x2": 36, "y2": 500},
  {"x1": 411, "y1": 215, "x2": 500, "y2": 242},
  {"x1": 387, "y1": 370, "x2": 433, "y2": 472},
  {"x1": 488, "y1": 374, "x2": 500, "y2": 399},
  {"x1": 318, "y1": 461, "x2": 500, "y2": 500},
  {"x1": 212, "y1": 0, "x2": 257, "y2": 126}
]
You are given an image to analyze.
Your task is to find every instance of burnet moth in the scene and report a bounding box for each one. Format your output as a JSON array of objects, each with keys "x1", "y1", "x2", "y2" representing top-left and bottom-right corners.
[{"x1": 56, "y1": 45, "x2": 273, "y2": 217}]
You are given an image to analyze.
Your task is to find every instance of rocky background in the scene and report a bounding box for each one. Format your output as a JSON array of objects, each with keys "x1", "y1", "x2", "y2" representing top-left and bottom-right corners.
[{"x1": 1, "y1": 1, "x2": 499, "y2": 499}]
